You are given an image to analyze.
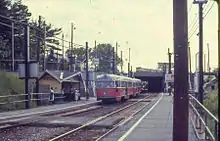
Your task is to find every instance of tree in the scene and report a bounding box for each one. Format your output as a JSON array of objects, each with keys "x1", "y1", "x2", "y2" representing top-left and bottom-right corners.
[
  {"x1": 0, "y1": 0, "x2": 32, "y2": 71},
  {"x1": 0, "y1": 0, "x2": 11, "y2": 36},
  {"x1": 9, "y1": 0, "x2": 32, "y2": 61},
  {"x1": 0, "y1": 0, "x2": 10, "y2": 15},
  {"x1": 9, "y1": 0, "x2": 31, "y2": 21},
  {"x1": 0, "y1": 0, "x2": 63, "y2": 71},
  {"x1": 90, "y1": 43, "x2": 123, "y2": 73},
  {"x1": 28, "y1": 18, "x2": 62, "y2": 71},
  {"x1": 213, "y1": 68, "x2": 218, "y2": 78},
  {"x1": 214, "y1": 0, "x2": 219, "y2": 3},
  {"x1": 65, "y1": 47, "x2": 92, "y2": 71},
  {"x1": 0, "y1": 35, "x2": 10, "y2": 70},
  {"x1": 66, "y1": 47, "x2": 92, "y2": 61}
]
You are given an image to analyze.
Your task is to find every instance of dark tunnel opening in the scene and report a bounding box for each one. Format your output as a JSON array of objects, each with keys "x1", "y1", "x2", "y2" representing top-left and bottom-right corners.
[{"x1": 135, "y1": 76, "x2": 164, "y2": 93}]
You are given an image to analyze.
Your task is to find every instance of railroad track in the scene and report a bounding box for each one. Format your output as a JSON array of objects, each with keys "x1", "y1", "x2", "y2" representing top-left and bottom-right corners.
[
  {"x1": 0, "y1": 116, "x2": 34, "y2": 130},
  {"x1": 0, "y1": 105, "x2": 102, "y2": 130},
  {"x1": 48, "y1": 93, "x2": 160, "y2": 141}
]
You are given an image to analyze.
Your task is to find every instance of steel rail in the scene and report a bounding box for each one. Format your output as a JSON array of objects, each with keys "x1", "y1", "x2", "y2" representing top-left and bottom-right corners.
[
  {"x1": 48, "y1": 94, "x2": 156, "y2": 141},
  {"x1": 0, "y1": 106, "x2": 103, "y2": 130},
  {"x1": 95, "y1": 96, "x2": 157, "y2": 141}
]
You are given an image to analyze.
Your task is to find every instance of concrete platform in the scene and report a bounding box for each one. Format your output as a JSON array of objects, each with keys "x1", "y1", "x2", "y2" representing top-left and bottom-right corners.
[
  {"x1": 114, "y1": 94, "x2": 199, "y2": 141},
  {"x1": 0, "y1": 97, "x2": 100, "y2": 121},
  {"x1": 28, "y1": 116, "x2": 121, "y2": 129}
]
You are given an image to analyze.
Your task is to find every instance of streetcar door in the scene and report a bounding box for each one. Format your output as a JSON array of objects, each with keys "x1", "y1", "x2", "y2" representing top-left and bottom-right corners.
[{"x1": 125, "y1": 81, "x2": 128, "y2": 95}]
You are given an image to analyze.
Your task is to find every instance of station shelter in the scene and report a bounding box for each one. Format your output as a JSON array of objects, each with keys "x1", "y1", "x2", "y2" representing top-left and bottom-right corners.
[{"x1": 38, "y1": 70, "x2": 84, "y2": 104}]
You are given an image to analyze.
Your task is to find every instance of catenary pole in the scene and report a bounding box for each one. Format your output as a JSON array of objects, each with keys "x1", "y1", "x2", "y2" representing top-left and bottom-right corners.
[{"x1": 172, "y1": 0, "x2": 189, "y2": 140}]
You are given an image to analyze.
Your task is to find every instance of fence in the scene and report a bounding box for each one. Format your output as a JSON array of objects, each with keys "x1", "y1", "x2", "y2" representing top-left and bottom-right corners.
[
  {"x1": 0, "y1": 93, "x2": 66, "y2": 111},
  {"x1": 189, "y1": 94, "x2": 219, "y2": 141}
]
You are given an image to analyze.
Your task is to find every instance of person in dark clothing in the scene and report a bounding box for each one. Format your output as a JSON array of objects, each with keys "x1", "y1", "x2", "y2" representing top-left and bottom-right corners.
[
  {"x1": 70, "y1": 88, "x2": 75, "y2": 101},
  {"x1": 50, "y1": 87, "x2": 55, "y2": 103},
  {"x1": 168, "y1": 85, "x2": 172, "y2": 96},
  {"x1": 211, "y1": 85, "x2": 215, "y2": 90}
]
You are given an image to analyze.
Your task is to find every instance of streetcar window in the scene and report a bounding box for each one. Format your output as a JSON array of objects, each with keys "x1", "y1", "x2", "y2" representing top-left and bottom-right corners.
[
  {"x1": 121, "y1": 81, "x2": 125, "y2": 87},
  {"x1": 96, "y1": 81, "x2": 114, "y2": 88},
  {"x1": 115, "y1": 81, "x2": 119, "y2": 87},
  {"x1": 128, "y1": 82, "x2": 132, "y2": 87}
]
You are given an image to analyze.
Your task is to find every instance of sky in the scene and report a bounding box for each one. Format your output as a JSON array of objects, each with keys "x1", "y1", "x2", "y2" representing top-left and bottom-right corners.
[{"x1": 22, "y1": 0, "x2": 218, "y2": 72}]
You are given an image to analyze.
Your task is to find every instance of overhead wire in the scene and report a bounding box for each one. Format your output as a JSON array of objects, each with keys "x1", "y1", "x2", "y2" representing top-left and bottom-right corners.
[
  {"x1": 188, "y1": 2, "x2": 193, "y2": 14},
  {"x1": 203, "y1": 2, "x2": 215, "y2": 18},
  {"x1": 188, "y1": 2, "x2": 210, "y2": 34},
  {"x1": 188, "y1": 1, "x2": 214, "y2": 40},
  {"x1": 0, "y1": 14, "x2": 85, "y2": 48}
]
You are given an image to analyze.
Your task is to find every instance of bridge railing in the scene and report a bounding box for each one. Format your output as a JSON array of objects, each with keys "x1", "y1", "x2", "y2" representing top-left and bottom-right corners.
[{"x1": 189, "y1": 94, "x2": 219, "y2": 141}]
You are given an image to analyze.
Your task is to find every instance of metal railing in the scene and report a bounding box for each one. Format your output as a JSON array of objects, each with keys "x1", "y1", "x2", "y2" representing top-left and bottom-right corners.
[
  {"x1": 0, "y1": 93, "x2": 66, "y2": 110},
  {"x1": 189, "y1": 94, "x2": 219, "y2": 141}
]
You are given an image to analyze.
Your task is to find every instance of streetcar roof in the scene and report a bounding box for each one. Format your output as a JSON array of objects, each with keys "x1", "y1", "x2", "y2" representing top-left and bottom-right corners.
[{"x1": 96, "y1": 74, "x2": 141, "y2": 82}]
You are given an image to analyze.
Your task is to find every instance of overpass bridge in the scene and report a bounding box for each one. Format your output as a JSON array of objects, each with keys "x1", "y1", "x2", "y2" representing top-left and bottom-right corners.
[{"x1": 134, "y1": 70, "x2": 165, "y2": 93}]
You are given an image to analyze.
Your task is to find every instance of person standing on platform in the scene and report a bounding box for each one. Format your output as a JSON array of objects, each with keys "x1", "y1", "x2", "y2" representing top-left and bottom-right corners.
[
  {"x1": 75, "y1": 88, "x2": 80, "y2": 101},
  {"x1": 50, "y1": 87, "x2": 55, "y2": 103},
  {"x1": 70, "y1": 88, "x2": 75, "y2": 101},
  {"x1": 168, "y1": 84, "x2": 172, "y2": 96}
]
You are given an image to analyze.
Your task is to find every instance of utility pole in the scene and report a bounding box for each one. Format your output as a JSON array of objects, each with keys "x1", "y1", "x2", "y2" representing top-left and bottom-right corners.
[
  {"x1": 195, "y1": 52, "x2": 199, "y2": 71},
  {"x1": 68, "y1": 42, "x2": 72, "y2": 72},
  {"x1": 168, "y1": 48, "x2": 173, "y2": 91},
  {"x1": 173, "y1": 0, "x2": 189, "y2": 140},
  {"x1": 70, "y1": 23, "x2": 74, "y2": 72},
  {"x1": 56, "y1": 44, "x2": 59, "y2": 70},
  {"x1": 94, "y1": 40, "x2": 97, "y2": 72},
  {"x1": 204, "y1": 54, "x2": 206, "y2": 72},
  {"x1": 188, "y1": 46, "x2": 192, "y2": 90},
  {"x1": 121, "y1": 51, "x2": 123, "y2": 74},
  {"x1": 24, "y1": 23, "x2": 30, "y2": 109},
  {"x1": 62, "y1": 34, "x2": 64, "y2": 70},
  {"x1": 71, "y1": 23, "x2": 74, "y2": 49},
  {"x1": 43, "y1": 22, "x2": 46, "y2": 71},
  {"x1": 130, "y1": 66, "x2": 133, "y2": 77},
  {"x1": 36, "y1": 16, "x2": 41, "y2": 105},
  {"x1": 128, "y1": 48, "x2": 130, "y2": 77},
  {"x1": 207, "y1": 43, "x2": 210, "y2": 75},
  {"x1": 188, "y1": 46, "x2": 192, "y2": 77},
  {"x1": 112, "y1": 47, "x2": 115, "y2": 74},
  {"x1": 168, "y1": 48, "x2": 172, "y2": 74},
  {"x1": 194, "y1": 0, "x2": 207, "y2": 104},
  {"x1": 85, "y1": 42, "x2": 89, "y2": 100},
  {"x1": 12, "y1": 22, "x2": 15, "y2": 72},
  {"x1": 217, "y1": 0, "x2": 220, "y2": 79},
  {"x1": 116, "y1": 42, "x2": 118, "y2": 74}
]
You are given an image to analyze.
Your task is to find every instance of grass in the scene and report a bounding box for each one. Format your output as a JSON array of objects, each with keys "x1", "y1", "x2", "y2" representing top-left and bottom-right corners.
[
  {"x1": 0, "y1": 71, "x2": 37, "y2": 111},
  {"x1": 204, "y1": 89, "x2": 218, "y2": 117},
  {"x1": 203, "y1": 84, "x2": 218, "y2": 137}
]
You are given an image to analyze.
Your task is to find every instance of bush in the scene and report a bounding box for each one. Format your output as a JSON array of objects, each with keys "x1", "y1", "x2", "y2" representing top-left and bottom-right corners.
[
  {"x1": 0, "y1": 71, "x2": 26, "y2": 111},
  {"x1": 204, "y1": 90, "x2": 218, "y2": 117},
  {"x1": 204, "y1": 89, "x2": 218, "y2": 136}
]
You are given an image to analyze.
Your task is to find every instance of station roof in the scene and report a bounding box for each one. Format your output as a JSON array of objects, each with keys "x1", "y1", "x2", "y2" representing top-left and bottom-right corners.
[{"x1": 39, "y1": 70, "x2": 81, "y2": 83}]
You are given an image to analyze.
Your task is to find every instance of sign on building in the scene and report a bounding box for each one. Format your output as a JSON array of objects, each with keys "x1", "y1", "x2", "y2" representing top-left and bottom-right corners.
[
  {"x1": 18, "y1": 62, "x2": 39, "y2": 79},
  {"x1": 165, "y1": 74, "x2": 174, "y2": 82}
]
